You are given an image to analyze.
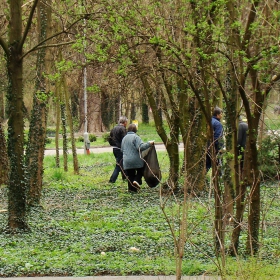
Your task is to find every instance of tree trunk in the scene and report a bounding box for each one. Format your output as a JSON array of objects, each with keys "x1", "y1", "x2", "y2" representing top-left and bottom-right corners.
[
  {"x1": 142, "y1": 102, "x2": 149, "y2": 124},
  {"x1": 63, "y1": 75, "x2": 79, "y2": 174},
  {"x1": 55, "y1": 80, "x2": 61, "y2": 168},
  {"x1": 0, "y1": 91, "x2": 5, "y2": 119},
  {"x1": 245, "y1": 120, "x2": 261, "y2": 255},
  {"x1": 26, "y1": 0, "x2": 52, "y2": 206},
  {"x1": 0, "y1": 121, "x2": 9, "y2": 185},
  {"x1": 61, "y1": 102, "x2": 68, "y2": 172},
  {"x1": 6, "y1": 1, "x2": 27, "y2": 230},
  {"x1": 140, "y1": 74, "x2": 180, "y2": 189},
  {"x1": 100, "y1": 91, "x2": 110, "y2": 130}
]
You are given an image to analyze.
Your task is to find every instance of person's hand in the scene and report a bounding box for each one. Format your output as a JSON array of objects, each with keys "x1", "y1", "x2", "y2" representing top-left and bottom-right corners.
[{"x1": 149, "y1": 140, "x2": 155, "y2": 145}]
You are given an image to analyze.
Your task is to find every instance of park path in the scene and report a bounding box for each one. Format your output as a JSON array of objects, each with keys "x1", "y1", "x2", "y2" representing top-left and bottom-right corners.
[{"x1": 44, "y1": 143, "x2": 184, "y2": 156}]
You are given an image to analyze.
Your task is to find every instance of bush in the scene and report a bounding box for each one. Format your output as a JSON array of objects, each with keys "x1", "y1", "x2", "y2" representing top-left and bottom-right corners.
[
  {"x1": 89, "y1": 134, "x2": 97, "y2": 142},
  {"x1": 258, "y1": 134, "x2": 280, "y2": 179},
  {"x1": 77, "y1": 136, "x2": 84, "y2": 142},
  {"x1": 46, "y1": 128, "x2": 56, "y2": 137},
  {"x1": 102, "y1": 132, "x2": 110, "y2": 143},
  {"x1": 45, "y1": 137, "x2": 52, "y2": 144}
]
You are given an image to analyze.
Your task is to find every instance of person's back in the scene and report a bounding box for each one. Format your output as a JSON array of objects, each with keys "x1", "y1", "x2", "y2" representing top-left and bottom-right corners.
[
  {"x1": 110, "y1": 124, "x2": 126, "y2": 148},
  {"x1": 238, "y1": 120, "x2": 248, "y2": 149},
  {"x1": 211, "y1": 115, "x2": 223, "y2": 152},
  {"x1": 121, "y1": 123, "x2": 153, "y2": 193},
  {"x1": 206, "y1": 107, "x2": 223, "y2": 172},
  {"x1": 108, "y1": 116, "x2": 128, "y2": 183},
  {"x1": 237, "y1": 117, "x2": 248, "y2": 171}
]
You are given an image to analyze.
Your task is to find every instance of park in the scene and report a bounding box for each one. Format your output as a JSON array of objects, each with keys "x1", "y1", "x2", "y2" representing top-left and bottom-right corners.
[{"x1": 1, "y1": 1, "x2": 280, "y2": 279}]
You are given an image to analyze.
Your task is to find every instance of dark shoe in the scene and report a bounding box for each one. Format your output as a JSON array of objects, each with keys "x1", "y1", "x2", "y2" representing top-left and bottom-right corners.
[{"x1": 108, "y1": 180, "x2": 115, "y2": 183}]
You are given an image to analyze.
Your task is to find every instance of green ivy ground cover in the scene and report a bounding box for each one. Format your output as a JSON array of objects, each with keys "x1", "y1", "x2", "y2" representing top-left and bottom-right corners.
[{"x1": 0, "y1": 153, "x2": 280, "y2": 279}]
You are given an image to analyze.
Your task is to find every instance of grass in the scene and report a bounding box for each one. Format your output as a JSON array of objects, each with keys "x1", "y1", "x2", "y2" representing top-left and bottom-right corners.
[{"x1": 1, "y1": 123, "x2": 280, "y2": 278}]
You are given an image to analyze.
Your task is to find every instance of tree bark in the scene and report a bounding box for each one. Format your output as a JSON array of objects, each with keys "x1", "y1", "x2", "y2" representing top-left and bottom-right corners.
[
  {"x1": 63, "y1": 74, "x2": 79, "y2": 174},
  {"x1": 26, "y1": 0, "x2": 52, "y2": 206},
  {"x1": 0, "y1": 121, "x2": 9, "y2": 185}
]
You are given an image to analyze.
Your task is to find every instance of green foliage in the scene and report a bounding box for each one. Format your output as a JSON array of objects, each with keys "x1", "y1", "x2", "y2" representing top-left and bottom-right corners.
[
  {"x1": 77, "y1": 136, "x2": 84, "y2": 142},
  {"x1": 45, "y1": 137, "x2": 52, "y2": 144},
  {"x1": 89, "y1": 134, "x2": 96, "y2": 142},
  {"x1": 46, "y1": 128, "x2": 56, "y2": 137},
  {"x1": 258, "y1": 135, "x2": 280, "y2": 179},
  {"x1": 102, "y1": 132, "x2": 110, "y2": 143},
  {"x1": 51, "y1": 168, "x2": 67, "y2": 181},
  {"x1": 0, "y1": 152, "x2": 280, "y2": 277}
]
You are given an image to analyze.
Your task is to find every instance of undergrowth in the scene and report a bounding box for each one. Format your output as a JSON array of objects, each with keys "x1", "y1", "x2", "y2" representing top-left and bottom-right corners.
[{"x1": 0, "y1": 151, "x2": 279, "y2": 278}]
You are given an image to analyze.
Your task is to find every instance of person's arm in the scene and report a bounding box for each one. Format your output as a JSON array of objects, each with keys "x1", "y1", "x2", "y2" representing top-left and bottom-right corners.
[
  {"x1": 213, "y1": 122, "x2": 223, "y2": 151},
  {"x1": 134, "y1": 135, "x2": 151, "y2": 151},
  {"x1": 213, "y1": 122, "x2": 223, "y2": 141}
]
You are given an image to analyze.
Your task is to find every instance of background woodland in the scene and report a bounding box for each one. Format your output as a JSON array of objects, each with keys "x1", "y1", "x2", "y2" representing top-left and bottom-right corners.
[{"x1": 1, "y1": 1, "x2": 280, "y2": 277}]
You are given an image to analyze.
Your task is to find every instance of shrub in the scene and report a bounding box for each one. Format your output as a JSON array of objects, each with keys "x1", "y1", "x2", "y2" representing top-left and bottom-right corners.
[
  {"x1": 258, "y1": 134, "x2": 280, "y2": 179},
  {"x1": 77, "y1": 136, "x2": 84, "y2": 142},
  {"x1": 89, "y1": 134, "x2": 97, "y2": 142},
  {"x1": 45, "y1": 137, "x2": 52, "y2": 144},
  {"x1": 46, "y1": 127, "x2": 56, "y2": 137},
  {"x1": 103, "y1": 132, "x2": 110, "y2": 143}
]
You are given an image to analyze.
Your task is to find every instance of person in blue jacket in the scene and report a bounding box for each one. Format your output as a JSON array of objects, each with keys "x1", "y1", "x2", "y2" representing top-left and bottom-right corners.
[
  {"x1": 206, "y1": 107, "x2": 224, "y2": 172},
  {"x1": 121, "y1": 123, "x2": 154, "y2": 193}
]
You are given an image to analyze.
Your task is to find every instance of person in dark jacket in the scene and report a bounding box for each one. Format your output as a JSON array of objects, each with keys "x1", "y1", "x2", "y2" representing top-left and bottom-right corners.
[
  {"x1": 121, "y1": 124, "x2": 154, "y2": 193},
  {"x1": 108, "y1": 116, "x2": 128, "y2": 183},
  {"x1": 206, "y1": 107, "x2": 224, "y2": 172},
  {"x1": 237, "y1": 115, "x2": 248, "y2": 171}
]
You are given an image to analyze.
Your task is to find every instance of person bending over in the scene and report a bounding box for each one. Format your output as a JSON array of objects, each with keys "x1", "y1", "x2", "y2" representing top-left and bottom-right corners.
[{"x1": 121, "y1": 123, "x2": 154, "y2": 193}]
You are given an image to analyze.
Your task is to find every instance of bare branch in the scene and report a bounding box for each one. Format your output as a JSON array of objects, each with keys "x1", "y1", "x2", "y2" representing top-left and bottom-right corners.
[
  {"x1": 18, "y1": 0, "x2": 40, "y2": 51},
  {"x1": 22, "y1": 40, "x2": 75, "y2": 59},
  {"x1": 21, "y1": 16, "x2": 84, "y2": 60},
  {"x1": 242, "y1": 1, "x2": 260, "y2": 51}
]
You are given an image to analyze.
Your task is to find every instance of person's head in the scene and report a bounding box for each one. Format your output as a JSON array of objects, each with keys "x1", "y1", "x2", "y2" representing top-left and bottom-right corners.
[
  {"x1": 238, "y1": 115, "x2": 247, "y2": 122},
  {"x1": 127, "y1": 123, "x2": 137, "y2": 133},
  {"x1": 212, "y1": 107, "x2": 223, "y2": 119},
  {"x1": 119, "y1": 116, "x2": 128, "y2": 127}
]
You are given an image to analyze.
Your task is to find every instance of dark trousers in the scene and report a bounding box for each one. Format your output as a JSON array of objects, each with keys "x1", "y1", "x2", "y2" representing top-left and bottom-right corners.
[
  {"x1": 125, "y1": 168, "x2": 144, "y2": 192},
  {"x1": 109, "y1": 148, "x2": 125, "y2": 183}
]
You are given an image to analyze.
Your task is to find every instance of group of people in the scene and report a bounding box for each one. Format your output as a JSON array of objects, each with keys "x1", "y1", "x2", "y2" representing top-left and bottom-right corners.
[
  {"x1": 109, "y1": 108, "x2": 248, "y2": 192},
  {"x1": 108, "y1": 116, "x2": 154, "y2": 193},
  {"x1": 206, "y1": 106, "x2": 248, "y2": 174}
]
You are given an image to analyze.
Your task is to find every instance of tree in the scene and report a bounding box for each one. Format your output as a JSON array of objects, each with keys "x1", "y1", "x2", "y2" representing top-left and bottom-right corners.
[
  {"x1": 0, "y1": 121, "x2": 8, "y2": 186},
  {"x1": 224, "y1": 0, "x2": 280, "y2": 255},
  {"x1": 0, "y1": 0, "x2": 40, "y2": 231},
  {"x1": 0, "y1": 0, "x2": 86, "y2": 231},
  {"x1": 26, "y1": 0, "x2": 52, "y2": 206}
]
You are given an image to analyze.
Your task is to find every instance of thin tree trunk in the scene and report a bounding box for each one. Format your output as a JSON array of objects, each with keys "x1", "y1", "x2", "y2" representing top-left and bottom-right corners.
[
  {"x1": 26, "y1": 0, "x2": 52, "y2": 206},
  {"x1": 62, "y1": 75, "x2": 79, "y2": 174},
  {"x1": 55, "y1": 81, "x2": 61, "y2": 168},
  {"x1": 61, "y1": 102, "x2": 68, "y2": 172},
  {"x1": 140, "y1": 74, "x2": 180, "y2": 189},
  {"x1": 0, "y1": 121, "x2": 9, "y2": 185}
]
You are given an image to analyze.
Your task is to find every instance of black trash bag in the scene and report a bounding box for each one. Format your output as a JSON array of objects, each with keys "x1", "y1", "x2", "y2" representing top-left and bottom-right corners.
[{"x1": 143, "y1": 145, "x2": 161, "y2": 188}]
